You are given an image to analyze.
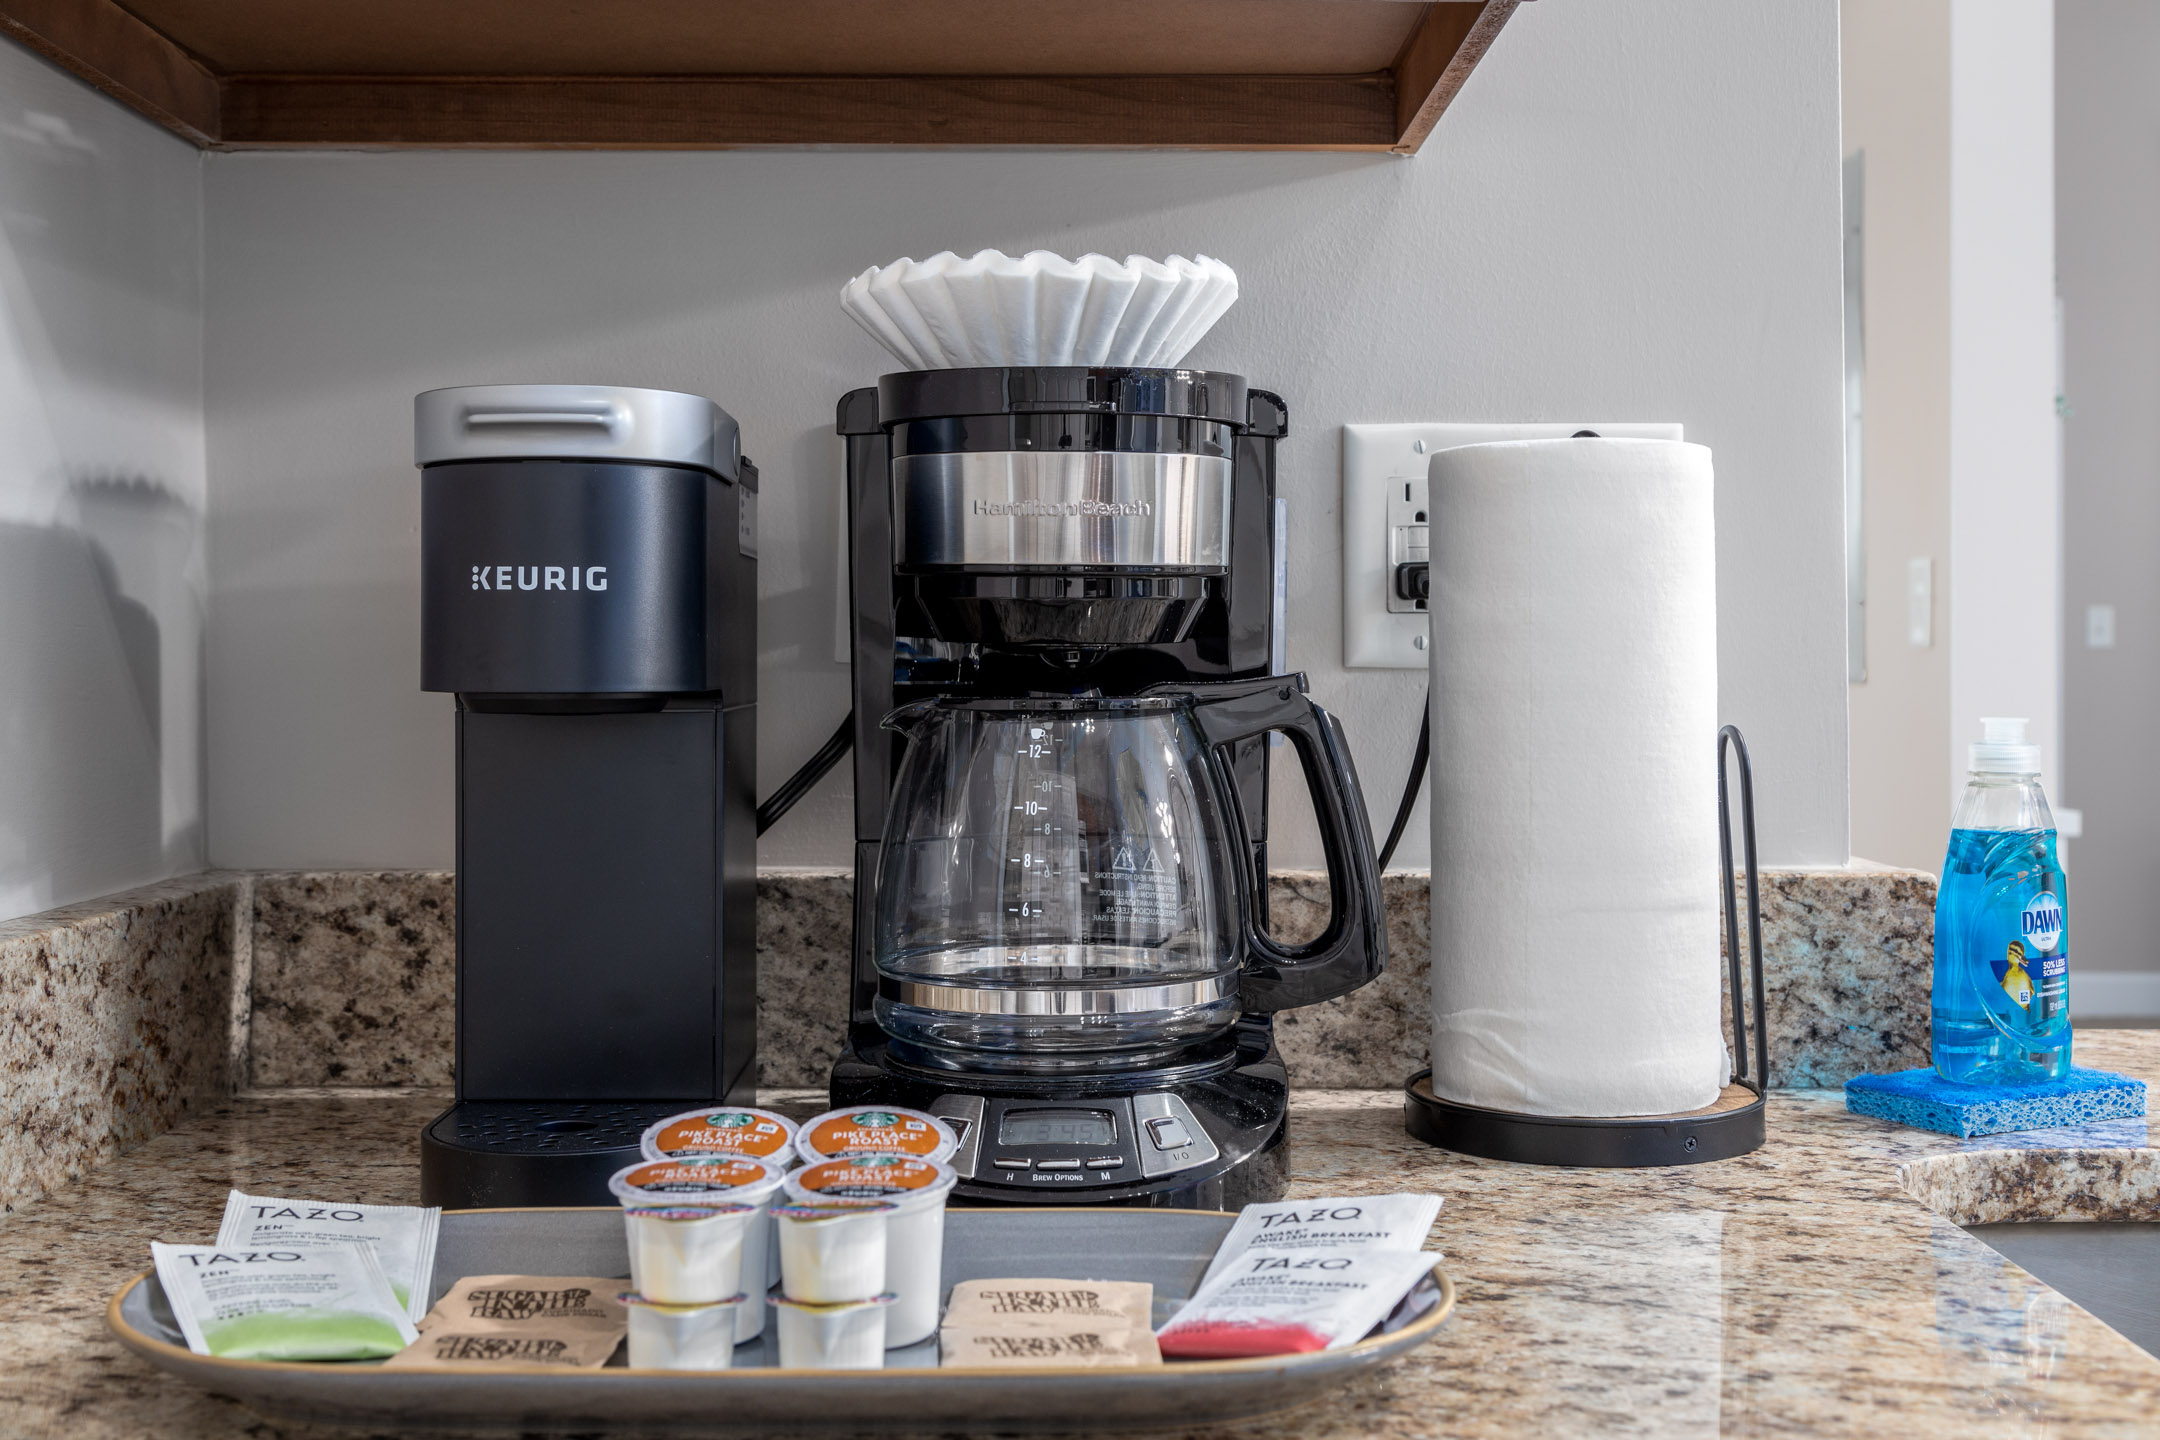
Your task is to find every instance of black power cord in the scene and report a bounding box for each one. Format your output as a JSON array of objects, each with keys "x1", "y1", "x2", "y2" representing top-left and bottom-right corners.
[
  {"x1": 756, "y1": 711, "x2": 855, "y2": 837},
  {"x1": 1374, "y1": 687, "x2": 1430, "y2": 872}
]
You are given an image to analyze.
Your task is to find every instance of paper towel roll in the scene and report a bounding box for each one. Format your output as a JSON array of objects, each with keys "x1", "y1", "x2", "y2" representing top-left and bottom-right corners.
[{"x1": 1427, "y1": 439, "x2": 1723, "y2": 1118}]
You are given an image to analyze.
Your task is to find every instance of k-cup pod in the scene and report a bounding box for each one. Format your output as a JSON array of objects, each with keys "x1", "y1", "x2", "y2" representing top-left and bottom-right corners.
[
  {"x1": 772, "y1": 1203, "x2": 894, "y2": 1303},
  {"x1": 641, "y1": 1107, "x2": 799, "y2": 1167},
  {"x1": 621, "y1": 1206, "x2": 751, "y2": 1306},
  {"x1": 785, "y1": 1156, "x2": 957, "y2": 1347},
  {"x1": 620, "y1": 1292, "x2": 743, "y2": 1371},
  {"x1": 609, "y1": 1156, "x2": 785, "y2": 1336},
  {"x1": 770, "y1": 1293, "x2": 895, "y2": 1370},
  {"x1": 638, "y1": 1108, "x2": 798, "y2": 1306},
  {"x1": 794, "y1": 1107, "x2": 958, "y2": 1166}
]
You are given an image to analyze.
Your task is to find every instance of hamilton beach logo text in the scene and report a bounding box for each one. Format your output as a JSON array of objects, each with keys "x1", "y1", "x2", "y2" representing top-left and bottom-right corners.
[
  {"x1": 971, "y1": 499, "x2": 1153, "y2": 518},
  {"x1": 470, "y1": 565, "x2": 608, "y2": 592}
]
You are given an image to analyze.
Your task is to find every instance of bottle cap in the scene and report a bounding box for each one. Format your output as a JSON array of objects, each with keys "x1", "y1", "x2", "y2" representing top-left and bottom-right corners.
[{"x1": 1970, "y1": 717, "x2": 2041, "y2": 775}]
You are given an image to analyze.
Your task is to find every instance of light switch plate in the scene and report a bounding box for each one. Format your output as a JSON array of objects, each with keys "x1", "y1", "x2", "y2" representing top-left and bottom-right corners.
[{"x1": 1341, "y1": 422, "x2": 1685, "y2": 668}]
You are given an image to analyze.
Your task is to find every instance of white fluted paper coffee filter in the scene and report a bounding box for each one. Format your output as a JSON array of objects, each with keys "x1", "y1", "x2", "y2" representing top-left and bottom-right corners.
[{"x1": 840, "y1": 250, "x2": 1238, "y2": 369}]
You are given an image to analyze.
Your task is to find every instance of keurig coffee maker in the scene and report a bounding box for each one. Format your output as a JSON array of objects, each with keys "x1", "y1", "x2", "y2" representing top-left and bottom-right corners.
[
  {"x1": 834, "y1": 366, "x2": 1386, "y2": 1208},
  {"x1": 414, "y1": 384, "x2": 758, "y2": 1208}
]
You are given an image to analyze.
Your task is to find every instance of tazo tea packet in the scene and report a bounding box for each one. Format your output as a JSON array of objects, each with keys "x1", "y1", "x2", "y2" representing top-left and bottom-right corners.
[
  {"x1": 217, "y1": 1190, "x2": 442, "y2": 1322},
  {"x1": 1157, "y1": 1245, "x2": 1439, "y2": 1360},
  {"x1": 941, "y1": 1278, "x2": 1160, "y2": 1364},
  {"x1": 152, "y1": 1242, "x2": 419, "y2": 1361},
  {"x1": 1196, "y1": 1192, "x2": 1442, "y2": 1289},
  {"x1": 382, "y1": 1275, "x2": 628, "y2": 1370}
]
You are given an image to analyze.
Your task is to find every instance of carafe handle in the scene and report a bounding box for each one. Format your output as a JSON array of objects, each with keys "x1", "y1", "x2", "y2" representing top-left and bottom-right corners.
[{"x1": 1181, "y1": 675, "x2": 1388, "y2": 1011}]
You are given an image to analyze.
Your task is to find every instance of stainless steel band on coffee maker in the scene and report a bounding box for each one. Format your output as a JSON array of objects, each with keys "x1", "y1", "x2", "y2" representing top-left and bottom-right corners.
[
  {"x1": 892, "y1": 450, "x2": 1234, "y2": 570},
  {"x1": 885, "y1": 974, "x2": 1234, "y2": 1019}
]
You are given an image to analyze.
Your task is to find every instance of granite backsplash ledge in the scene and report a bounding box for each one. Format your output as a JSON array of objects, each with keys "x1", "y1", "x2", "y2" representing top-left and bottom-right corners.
[
  {"x1": 244, "y1": 865, "x2": 1935, "y2": 1091},
  {"x1": 0, "y1": 862, "x2": 1937, "y2": 1216},
  {"x1": 0, "y1": 874, "x2": 245, "y2": 1214}
]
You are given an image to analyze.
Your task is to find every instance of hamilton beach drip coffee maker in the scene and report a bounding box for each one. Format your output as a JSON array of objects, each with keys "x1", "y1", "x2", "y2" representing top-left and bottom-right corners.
[{"x1": 834, "y1": 366, "x2": 1385, "y2": 1207}]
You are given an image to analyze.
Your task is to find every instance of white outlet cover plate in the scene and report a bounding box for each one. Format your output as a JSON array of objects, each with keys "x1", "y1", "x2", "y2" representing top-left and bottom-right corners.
[{"x1": 1340, "y1": 422, "x2": 1686, "y2": 668}]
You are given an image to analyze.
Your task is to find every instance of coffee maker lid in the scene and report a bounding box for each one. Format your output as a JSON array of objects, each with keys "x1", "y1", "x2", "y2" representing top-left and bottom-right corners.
[{"x1": 414, "y1": 384, "x2": 741, "y2": 480}]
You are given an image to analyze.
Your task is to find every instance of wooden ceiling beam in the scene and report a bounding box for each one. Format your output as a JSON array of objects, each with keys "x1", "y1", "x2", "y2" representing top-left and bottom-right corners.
[
  {"x1": 0, "y1": 0, "x2": 218, "y2": 144},
  {"x1": 1391, "y1": 0, "x2": 1520, "y2": 155},
  {"x1": 0, "y1": 0, "x2": 1520, "y2": 152},
  {"x1": 217, "y1": 73, "x2": 1402, "y2": 151}
]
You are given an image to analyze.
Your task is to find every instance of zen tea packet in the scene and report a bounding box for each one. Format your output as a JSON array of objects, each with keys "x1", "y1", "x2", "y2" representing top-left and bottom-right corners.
[
  {"x1": 1156, "y1": 1245, "x2": 1439, "y2": 1359},
  {"x1": 941, "y1": 1278, "x2": 1160, "y2": 1364},
  {"x1": 1196, "y1": 1192, "x2": 1442, "y2": 1289},
  {"x1": 151, "y1": 1242, "x2": 418, "y2": 1361},
  {"x1": 383, "y1": 1275, "x2": 628, "y2": 1370},
  {"x1": 217, "y1": 1190, "x2": 441, "y2": 1322}
]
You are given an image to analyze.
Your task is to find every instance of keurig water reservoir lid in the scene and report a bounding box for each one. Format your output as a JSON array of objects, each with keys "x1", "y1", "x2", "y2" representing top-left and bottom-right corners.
[{"x1": 415, "y1": 384, "x2": 740, "y2": 480}]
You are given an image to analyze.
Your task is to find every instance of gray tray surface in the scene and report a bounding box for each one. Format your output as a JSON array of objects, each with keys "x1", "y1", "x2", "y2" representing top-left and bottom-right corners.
[{"x1": 111, "y1": 1206, "x2": 1453, "y2": 1433}]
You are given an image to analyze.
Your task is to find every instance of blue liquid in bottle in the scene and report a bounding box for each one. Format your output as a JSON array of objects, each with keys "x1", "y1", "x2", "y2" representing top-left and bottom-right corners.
[{"x1": 1931, "y1": 719, "x2": 2070, "y2": 1084}]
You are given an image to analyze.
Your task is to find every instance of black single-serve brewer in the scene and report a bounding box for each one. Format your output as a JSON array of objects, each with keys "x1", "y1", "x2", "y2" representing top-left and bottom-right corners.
[
  {"x1": 414, "y1": 384, "x2": 758, "y2": 1208},
  {"x1": 836, "y1": 366, "x2": 1386, "y2": 1207}
]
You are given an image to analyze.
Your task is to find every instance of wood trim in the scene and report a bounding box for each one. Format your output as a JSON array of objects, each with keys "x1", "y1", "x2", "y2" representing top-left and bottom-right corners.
[
  {"x1": 216, "y1": 72, "x2": 1401, "y2": 151},
  {"x1": 0, "y1": 0, "x2": 218, "y2": 144},
  {"x1": 1390, "y1": 0, "x2": 1519, "y2": 154}
]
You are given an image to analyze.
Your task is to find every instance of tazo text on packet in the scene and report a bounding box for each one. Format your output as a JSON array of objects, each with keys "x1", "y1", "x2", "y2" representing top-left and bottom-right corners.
[
  {"x1": 1155, "y1": 1246, "x2": 1440, "y2": 1359},
  {"x1": 1196, "y1": 1192, "x2": 1442, "y2": 1289},
  {"x1": 941, "y1": 1278, "x2": 1160, "y2": 1365},
  {"x1": 151, "y1": 1242, "x2": 419, "y2": 1361},
  {"x1": 381, "y1": 1274, "x2": 628, "y2": 1370},
  {"x1": 217, "y1": 1190, "x2": 441, "y2": 1321}
]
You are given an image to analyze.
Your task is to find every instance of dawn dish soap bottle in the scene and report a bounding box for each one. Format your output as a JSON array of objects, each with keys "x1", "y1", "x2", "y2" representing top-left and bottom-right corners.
[{"x1": 1932, "y1": 717, "x2": 2070, "y2": 1084}]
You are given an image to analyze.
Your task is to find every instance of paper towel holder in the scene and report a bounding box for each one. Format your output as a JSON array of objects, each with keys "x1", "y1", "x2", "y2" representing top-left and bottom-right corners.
[{"x1": 1402, "y1": 725, "x2": 1768, "y2": 1167}]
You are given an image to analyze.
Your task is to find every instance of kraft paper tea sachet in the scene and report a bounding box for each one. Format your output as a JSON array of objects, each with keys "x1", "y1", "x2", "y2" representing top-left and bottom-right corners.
[
  {"x1": 151, "y1": 1242, "x2": 419, "y2": 1361},
  {"x1": 940, "y1": 1278, "x2": 1160, "y2": 1366},
  {"x1": 217, "y1": 1190, "x2": 441, "y2": 1322},
  {"x1": 382, "y1": 1275, "x2": 628, "y2": 1370}
]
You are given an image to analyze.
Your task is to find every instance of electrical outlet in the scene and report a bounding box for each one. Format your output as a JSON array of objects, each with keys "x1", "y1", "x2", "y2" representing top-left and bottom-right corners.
[{"x1": 1341, "y1": 422, "x2": 1685, "y2": 668}]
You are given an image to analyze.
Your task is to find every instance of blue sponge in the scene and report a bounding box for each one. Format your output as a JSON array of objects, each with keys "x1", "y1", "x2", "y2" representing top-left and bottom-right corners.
[{"x1": 1844, "y1": 1066, "x2": 2147, "y2": 1138}]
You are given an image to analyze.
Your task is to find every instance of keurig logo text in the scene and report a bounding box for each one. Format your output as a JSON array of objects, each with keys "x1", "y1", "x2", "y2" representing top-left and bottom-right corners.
[{"x1": 469, "y1": 565, "x2": 608, "y2": 592}]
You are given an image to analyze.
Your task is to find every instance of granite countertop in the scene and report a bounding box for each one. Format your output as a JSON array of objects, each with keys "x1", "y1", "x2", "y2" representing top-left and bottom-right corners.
[{"x1": 5, "y1": 1038, "x2": 2160, "y2": 1438}]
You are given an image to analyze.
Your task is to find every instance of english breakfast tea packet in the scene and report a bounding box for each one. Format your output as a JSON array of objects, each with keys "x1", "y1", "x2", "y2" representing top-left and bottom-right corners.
[
  {"x1": 151, "y1": 1242, "x2": 419, "y2": 1361},
  {"x1": 1156, "y1": 1245, "x2": 1439, "y2": 1360},
  {"x1": 217, "y1": 1189, "x2": 441, "y2": 1321},
  {"x1": 382, "y1": 1275, "x2": 628, "y2": 1370},
  {"x1": 1196, "y1": 1193, "x2": 1442, "y2": 1288}
]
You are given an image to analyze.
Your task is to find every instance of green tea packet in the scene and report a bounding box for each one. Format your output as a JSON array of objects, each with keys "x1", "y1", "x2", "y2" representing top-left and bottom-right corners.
[
  {"x1": 152, "y1": 1242, "x2": 419, "y2": 1361},
  {"x1": 217, "y1": 1190, "x2": 442, "y2": 1321}
]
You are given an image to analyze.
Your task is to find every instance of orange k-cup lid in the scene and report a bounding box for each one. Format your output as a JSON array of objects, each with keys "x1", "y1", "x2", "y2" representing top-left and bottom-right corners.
[
  {"x1": 785, "y1": 1154, "x2": 958, "y2": 1205},
  {"x1": 607, "y1": 1155, "x2": 785, "y2": 1208},
  {"x1": 794, "y1": 1107, "x2": 957, "y2": 1164},
  {"x1": 640, "y1": 1107, "x2": 798, "y2": 1163}
]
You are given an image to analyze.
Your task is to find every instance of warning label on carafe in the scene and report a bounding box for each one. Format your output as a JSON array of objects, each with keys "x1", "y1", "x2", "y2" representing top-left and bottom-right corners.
[{"x1": 1097, "y1": 840, "x2": 1179, "y2": 928}]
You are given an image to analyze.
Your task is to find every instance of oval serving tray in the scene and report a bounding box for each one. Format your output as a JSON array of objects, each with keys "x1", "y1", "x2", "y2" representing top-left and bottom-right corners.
[{"x1": 109, "y1": 1205, "x2": 1453, "y2": 1434}]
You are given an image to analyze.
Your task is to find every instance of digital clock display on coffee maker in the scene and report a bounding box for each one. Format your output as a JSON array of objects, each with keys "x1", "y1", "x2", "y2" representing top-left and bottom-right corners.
[{"x1": 997, "y1": 1108, "x2": 1117, "y2": 1147}]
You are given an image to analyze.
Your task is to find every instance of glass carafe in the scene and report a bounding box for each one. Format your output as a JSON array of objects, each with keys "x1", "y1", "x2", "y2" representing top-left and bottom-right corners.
[{"x1": 871, "y1": 677, "x2": 1385, "y2": 1071}]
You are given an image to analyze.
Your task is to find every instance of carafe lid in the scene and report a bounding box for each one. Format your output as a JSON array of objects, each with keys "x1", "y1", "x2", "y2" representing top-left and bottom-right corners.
[{"x1": 1970, "y1": 716, "x2": 2041, "y2": 775}]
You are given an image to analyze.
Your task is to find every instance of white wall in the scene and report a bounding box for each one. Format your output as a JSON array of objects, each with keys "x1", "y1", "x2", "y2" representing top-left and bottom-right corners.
[
  {"x1": 1947, "y1": 2, "x2": 2061, "y2": 808},
  {"x1": 0, "y1": 44, "x2": 205, "y2": 922},
  {"x1": 202, "y1": 0, "x2": 1848, "y2": 873},
  {"x1": 1842, "y1": 0, "x2": 1954, "y2": 873},
  {"x1": 2059, "y1": 1, "x2": 2160, "y2": 996}
]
